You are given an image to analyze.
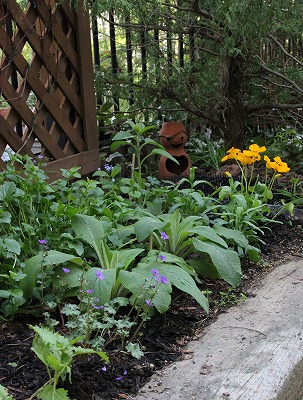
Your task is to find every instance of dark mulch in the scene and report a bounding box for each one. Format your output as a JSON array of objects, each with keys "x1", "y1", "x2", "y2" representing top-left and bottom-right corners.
[{"x1": 1, "y1": 213, "x2": 303, "y2": 400}]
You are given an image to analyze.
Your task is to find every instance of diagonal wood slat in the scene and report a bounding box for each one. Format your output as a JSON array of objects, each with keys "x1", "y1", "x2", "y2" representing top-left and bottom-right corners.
[{"x1": 0, "y1": 0, "x2": 99, "y2": 179}]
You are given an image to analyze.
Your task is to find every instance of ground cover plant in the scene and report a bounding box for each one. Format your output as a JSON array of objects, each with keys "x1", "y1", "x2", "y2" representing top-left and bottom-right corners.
[{"x1": 0, "y1": 122, "x2": 302, "y2": 400}]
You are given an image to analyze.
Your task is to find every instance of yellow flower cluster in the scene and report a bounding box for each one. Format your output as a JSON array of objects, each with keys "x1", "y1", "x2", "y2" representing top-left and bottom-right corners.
[{"x1": 221, "y1": 144, "x2": 290, "y2": 173}]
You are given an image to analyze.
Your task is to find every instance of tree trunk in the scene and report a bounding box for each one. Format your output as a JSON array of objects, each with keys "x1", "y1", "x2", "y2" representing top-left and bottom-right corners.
[{"x1": 219, "y1": 56, "x2": 247, "y2": 149}]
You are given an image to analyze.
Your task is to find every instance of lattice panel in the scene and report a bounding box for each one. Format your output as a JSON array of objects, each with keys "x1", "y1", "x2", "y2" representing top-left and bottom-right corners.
[{"x1": 0, "y1": 0, "x2": 99, "y2": 179}]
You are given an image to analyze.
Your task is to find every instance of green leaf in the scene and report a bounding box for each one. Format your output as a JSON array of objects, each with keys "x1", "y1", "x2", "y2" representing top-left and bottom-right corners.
[
  {"x1": 162, "y1": 264, "x2": 209, "y2": 313},
  {"x1": 188, "y1": 226, "x2": 228, "y2": 248},
  {"x1": 112, "y1": 131, "x2": 134, "y2": 141},
  {"x1": 151, "y1": 148, "x2": 180, "y2": 164},
  {"x1": 111, "y1": 140, "x2": 129, "y2": 151},
  {"x1": 0, "y1": 182, "x2": 16, "y2": 201},
  {"x1": 0, "y1": 290, "x2": 11, "y2": 298},
  {"x1": 20, "y1": 251, "x2": 79, "y2": 298},
  {"x1": 0, "y1": 210, "x2": 11, "y2": 224},
  {"x1": 119, "y1": 268, "x2": 172, "y2": 313},
  {"x1": 213, "y1": 225, "x2": 249, "y2": 248},
  {"x1": 52, "y1": 264, "x2": 83, "y2": 290},
  {"x1": 84, "y1": 267, "x2": 116, "y2": 304},
  {"x1": 193, "y1": 238, "x2": 242, "y2": 287},
  {"x1": 72, "y1": 214, "x2": 109, "y2": 268},
  {"x1": 36, "y1": 384, "x2": 69, "y2": 400},
  {"x1": 125, "y1": 342, "x2": 144, "y2": 359},
  {"x1": 134, "y1": 217, "x2": 166, "y2": 241},
  {"x1": 3, "y1": 238, "x2": 21, "y2": 255}
]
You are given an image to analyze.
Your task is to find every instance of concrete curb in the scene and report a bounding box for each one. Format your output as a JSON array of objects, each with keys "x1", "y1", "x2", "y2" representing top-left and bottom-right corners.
[{"x1": 130, "y1": 259, "x2": 303, "y2": 400}]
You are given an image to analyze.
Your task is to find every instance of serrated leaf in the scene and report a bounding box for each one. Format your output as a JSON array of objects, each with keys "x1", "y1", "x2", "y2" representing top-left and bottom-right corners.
[{"x1": 36, "y1": 384, "x2": 70, "y2": 400}]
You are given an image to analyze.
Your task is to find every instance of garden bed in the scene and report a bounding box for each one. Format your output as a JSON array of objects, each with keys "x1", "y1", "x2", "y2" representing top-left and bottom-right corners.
[{"x1": 1, "y1": 217, "x2": 303, "y2": 400}]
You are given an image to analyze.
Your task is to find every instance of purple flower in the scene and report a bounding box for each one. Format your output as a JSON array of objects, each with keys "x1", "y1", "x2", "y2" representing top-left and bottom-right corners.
[
  {"x1": 152, "y1": 268, "x2": 160, "y2": 277},
  {"x1": 96, "y1": 270, "x2": 105, "y2": 281},
  {"x1": 62, "y1": 267, "x2": 70, "y2": 274},
  {"x1": 104, "y1": 164, "x2": 113, "y2": 172},
  {"x1": 158, "y1": 254, "x2": 167, "y2": 262},
  {"x1": 86, "y1": 289, "x2": 94, "y2": 294},
  {"x1": 101, "y1": 366, "x2": 107, "y2": 372},
  {"x1": 123, "y1": 369, "x2": 127, "y2": 375},
  {"x1": 38, "y1": 239, "x2": 48, "y2": 245},
  {"x1": 116, "y1": 376, "x2": 122, "y2": 381},
  {"x1": 160, "y1": 231, "x2": 169, "y2": 240},
  {"x1": 92, "y1": 304, "x2": 104, "y2": 310},
  {"x1": 160, "y1": 275, "x2": 168, "y2": 285},
  {"x1": 154, "y1": 275, "x2": 168, "y2": 284},
  {"x1": 145, "y1": 299, "x2": 154, "y2": 307}
]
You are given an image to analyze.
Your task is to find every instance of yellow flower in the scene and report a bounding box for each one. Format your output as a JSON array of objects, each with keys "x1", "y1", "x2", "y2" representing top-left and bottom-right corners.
[
  {"x1": 264, "y1": 155, "x2": 290, "y2": 173},
  {"x1": 221, "y1": 147, "x2": 242, "y2": 162},
  {"x1": 224, "y1": 171, "x2": 232, "y2": 177},
  {"x1": 248, "y1": 144, "x2": 266, "y2": 153},
  {"x1": 243, "y1": 149, "x2": 261, "y2": 165},
  {"x1": 264, "y1": 155, "x2": 276, "y2": 170},
  {"x1": 273, "y1": 156, "x2": 290, "y2": 173}
]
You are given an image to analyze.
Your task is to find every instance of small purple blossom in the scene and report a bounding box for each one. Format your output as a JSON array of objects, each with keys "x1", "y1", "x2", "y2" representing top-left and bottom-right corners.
[
  {"x1": 145, "y1": 299, "x2": 154, "y2": 307},
  {"x1": 96, "y1": 270, "x2": 105, "y2": 281},
  {"x1": 152, "y1": 268, "x2": 160, "y2": 277},
  {"x1": 160, "y1": 231, "x2": 169, "y2": 240},
  {"x1": 38, "y1": 239, "x2": 48, "y2": 245},
  {"x1": 123, "y1": 370, "x2": 127, "y2": 375},
  {"x1": 86, "y1": 289, "x2": 94, "y2": 294},
  {"x1": 101, "y1": 366, "x2": 107, "y2": 372},
  {"x1": 104, "y1": 163, "x2": 113, "y2": 172},
  {"x1": 92, "y1": 304, "x2": 104, "y2": 310},
  {"x1": 158, "y1": 254, "x2": 167, "y2": 262},
  {"x1": 116, "y1": 376, "x2": 122, "y2": 381},
  {"x1": 62, "y1": 267, "x2": 70, "y2": 274},
  {"x1": 154, "y1": 275, "x2": 169, "y2": 284}
]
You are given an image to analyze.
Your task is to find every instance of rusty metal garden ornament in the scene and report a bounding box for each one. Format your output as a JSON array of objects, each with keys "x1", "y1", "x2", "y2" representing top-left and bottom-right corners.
[{"x1": 158, "y1": 121, "x2": 192, "y2": 179}]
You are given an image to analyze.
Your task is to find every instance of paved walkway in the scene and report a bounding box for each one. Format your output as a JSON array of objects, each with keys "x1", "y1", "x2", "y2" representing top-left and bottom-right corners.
[{"x1": 130, "y1": 259, "x2": 303, "y2": 400}]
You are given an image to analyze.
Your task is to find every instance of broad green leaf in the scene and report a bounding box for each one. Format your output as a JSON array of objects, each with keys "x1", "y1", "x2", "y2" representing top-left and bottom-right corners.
[
  {"x1": 0, "y1": 182, "x2": 16, "y2": 201},
  {"x1": 52, "y1": 264, "x2": 83, "y2": 290},
  {"x1": 111, "y1": 140, "x2": 129, "y2": 151},
  {"x1": 20, "y1": 251, "x2": 79, "y2": 298},
  {"x1": 134, "y1": 217, "x2": 166, "y2": 241},
  {"x1": 119, "y1": 269, "x2": 172, "y2": 313},
  {"x1": 72, "y1": 214, "x2": 108, "y2": 267},
  {"x1": 84, "y1": 268, "x2": 116, "y2": 304},
  {"x1": 112, "y1": 131, "x2": 134, "y2": 141},
  {"x1": 188, "y1": 226, "x2": 228, "y2": 248},
  {"x1": 4, "y1": 238, "x2": 21, "y2": 255},
  {"x1": 116, "y1": 248, "x2": 144, "y2": 270},
  {"x1": 193, "y1": 238, "x2": 242, "y2": 287},
  {"x1": 159, "y1": 263, "x2": 209, "y2": 312},
  {"x1": 213, "y1": 225, "x2": 249, "y2": 248},
  {"x1": 0, "y1": 210, "x2": 11, "y2": 224},
  {"x1": 0, "y1": 290, "x2": 11, "y2": 298}
]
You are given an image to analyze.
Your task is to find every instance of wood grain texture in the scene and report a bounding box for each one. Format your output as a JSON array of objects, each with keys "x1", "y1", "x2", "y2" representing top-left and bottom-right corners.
[{"x1": 133, "y1": 260, "x2": 303, "y2": 400}]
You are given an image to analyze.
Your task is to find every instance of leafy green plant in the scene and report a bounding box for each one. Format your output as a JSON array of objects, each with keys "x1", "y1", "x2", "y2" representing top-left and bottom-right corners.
[
  {"x1": 134, "y1": 210, "x2": 243, "y2": 287},
  {"x1": 111, "y1": 120, "x2": 178, "y2": 181},
  {"x1": 29, "y1": 325, "x2": 108, "y2": 400},
  {"x1": 0, "y1": 384, "x2": 14, "y2": 400}
]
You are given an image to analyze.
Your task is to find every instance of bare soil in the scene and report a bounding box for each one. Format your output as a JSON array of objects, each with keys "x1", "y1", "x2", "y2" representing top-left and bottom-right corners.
[{"x1": 1, "y1": 213, "x2": 303, "y2": 400}]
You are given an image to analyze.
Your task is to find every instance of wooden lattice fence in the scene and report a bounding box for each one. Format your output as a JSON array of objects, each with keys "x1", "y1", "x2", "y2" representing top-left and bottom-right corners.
[{"x1": 0, "y1": 0, "x2": 99, "y2": 180}]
